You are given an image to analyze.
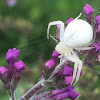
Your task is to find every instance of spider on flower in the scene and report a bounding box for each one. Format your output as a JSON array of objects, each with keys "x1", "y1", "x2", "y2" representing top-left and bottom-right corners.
[{"x1": 47, "y1": 14, "x2": 94, "y2": 85}]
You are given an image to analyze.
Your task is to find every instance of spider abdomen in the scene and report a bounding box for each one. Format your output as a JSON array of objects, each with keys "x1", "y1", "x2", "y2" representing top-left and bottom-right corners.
[{"x1": 63, "y1": 19, "x2": 93, "y2": 48}]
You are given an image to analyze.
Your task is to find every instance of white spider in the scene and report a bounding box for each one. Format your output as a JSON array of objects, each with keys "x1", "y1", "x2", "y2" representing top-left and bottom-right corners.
[{"x1": 47, "y1": 14, "x2": 93, "y2": 85}]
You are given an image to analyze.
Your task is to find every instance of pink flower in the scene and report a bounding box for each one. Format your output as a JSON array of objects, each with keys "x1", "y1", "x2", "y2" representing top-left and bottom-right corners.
[
  {"x1": 66, "y1": 18, "x2": 74, "y2": 25},
  {"x1": 83, "y1": 4, "x2": 94, "y2": 15}
]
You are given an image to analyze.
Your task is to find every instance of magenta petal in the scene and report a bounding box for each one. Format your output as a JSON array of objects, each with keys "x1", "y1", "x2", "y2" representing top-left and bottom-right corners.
[
  {"x1": 6, "y1": 48, "x2": 20, "y2": 62},
  {"x1": 83, "y1": 4, "x2": 94, "y2": 15},
  {"x1": 52, "y1": 50, "x2": 60, "y2": 57},
  {"x1": 52, "y1": 89, "x2": 65, "y2": 95},
  {"x1": 69, "y1": 89, "x2": 80, "y2": 100},
  {"x1": 95, "y1": 15, "x2": 100, "y2": 25},
  {"x1": 97, "y1": 25, "x2": 100, "y2": 32},
  {"x1": 65, "y1": 76, "x2": 73, "y2": 85},
  {"x1": 66, "y1": 18, "x2": 74, "y2": 25},
  {"x1": 54, "y1": 92, "x2": 69, "y2": 100},
  {"x1": 14, "y1": 60, "x2": 25, "y2": 70},
  {"x1": 92, "y1": 43, "x2": 100, "y2": 51},
  {"x1": 0, "y1": 67, "x2": 8, "y2": 75},
  {"x1": 63, "y1": 65, "x2": 73, "y2": 76},
  {"x1": 45, "y1": 60, "x2": 55, "y2": 69}
]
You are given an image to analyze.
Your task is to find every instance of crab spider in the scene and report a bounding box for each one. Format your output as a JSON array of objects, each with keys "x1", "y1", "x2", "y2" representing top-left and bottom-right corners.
[{"x1": 47, "y1": 17, "x2": 93, "y2": 85}]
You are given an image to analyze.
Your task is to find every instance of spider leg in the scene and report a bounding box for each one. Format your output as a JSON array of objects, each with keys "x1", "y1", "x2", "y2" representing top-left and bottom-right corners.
[
  {"x1": 72, "y1": 51, "x2": 83, "y2": 85},
  {"x1": 75, "y1": 47, "x2": 94, "y2": 50},
  {"x1": 70, "y1": 62, "x2": 78, "y2": 85},
  {"x1": 65, "y1": 54, "x2": 79, "y2": 85},
  {"x1": 49, "y1": 34, "x2": 58, "y2": 43},
  {"x1": 75, "y1": 13, "x2": 82, "y2": 19},
  {"x1": 73, "y1": 60, "x2": 82, "y2": 85},
  {"x1": 47, "y1": 21, "x2": 65, "y2": 41}
]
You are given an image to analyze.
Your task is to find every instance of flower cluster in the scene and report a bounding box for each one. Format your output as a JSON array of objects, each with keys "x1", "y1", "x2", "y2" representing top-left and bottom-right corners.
[
  {"x1": 83, "y1": 4, "x2": 94, "y2": 24},
  {"x1": 83, "y1": 4, "x2": 100, "y2": 68},
  {"x1": 0, "y1": 48, "x2": 25, "y2": 98}
]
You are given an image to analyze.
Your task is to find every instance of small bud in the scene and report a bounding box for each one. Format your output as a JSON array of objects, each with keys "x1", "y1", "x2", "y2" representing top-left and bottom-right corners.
[
  {"x1": 52, "y1": 50, "x2": 60, "y2": 58},
  {"x1": 92, "y1": 43, "x2": 100, "y2": 51},
  {"x1": 65, "y1": 76, "x2": 73, "y2": 85},
  {"x1": 83, "y1": 4, "x2": 94, "y2": 15},
  {"x1": 97, "y1": 25, "x2": 100, "y2": 32},
  {"x1": 95, "y1": 15, "x2": 100, "y2": 25},
  {"x1": 6, "y1": 48, "x2": 20, "y2": 62},
  {"x1": 68, "y1": 88, "x2": 80, "y2": 100},
  {"x1": 45, "y1": 60, "x2": 55, "y2": 69},
  {"x1": 53, "y1": 92, "x2": 69, "y2": 100},
  {"x1": 0, "y1": 67, "x2": 8, "y2": 75},
  {"x1": 66, "y1": 18, "x2": 74, "y2": 25},
  {"x1": 63, "y1": 65, "x2": 73, "y2": 76},
  {"x1": 52, "y1": 89, "x2": 65, "y2": 95},
  {"x1": 14, "y1": 60, "x2": 25, "y2": 71},
  {"x1": 83, "y1": 4, "x2": 94, "y2": 24}
]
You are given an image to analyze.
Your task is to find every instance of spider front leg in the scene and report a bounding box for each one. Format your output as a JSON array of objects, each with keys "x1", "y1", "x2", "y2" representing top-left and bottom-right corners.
[{"x1": 47, "y1": 21, "x2": 65, "y2": 41}]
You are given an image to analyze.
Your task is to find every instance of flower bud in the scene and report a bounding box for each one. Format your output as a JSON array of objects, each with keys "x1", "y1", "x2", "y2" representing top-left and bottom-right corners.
[
  {"x1": 45, "y1": 60, "x2": 55, "y2": 69},
  {"x1": 6, "y1": 48, "x2": 20, "y2": 62},
  {"x1": 66, "y1": 18, "x2": 74, "y2": 25},
  {"x1": 0, "y1": 67, "x2": 8, "y2": 75},
  {"x1": 97, "y1": 25, "x2": 100, "y2": 33},
  {"x1": 83, "y1": 4, "x2": 94, "y2": 15},
  {"x1": 63, "y1": 65, "x2": 73, "y2": 76},
  {"x1": 65, "y1": 76, "x2": 73, "y2": 85},
  {"x1": 95, "y1": 15, "x2": 100, "y2": 25},
  {"x1": 52, "y1": 50, "x2": 60, "y2": 58},
  {"x1": 92, "y1": 43, "x2": 100, "y2": 51},
  {"x1": 14, "y1": 60, "x2": 25, "y2": 71}
]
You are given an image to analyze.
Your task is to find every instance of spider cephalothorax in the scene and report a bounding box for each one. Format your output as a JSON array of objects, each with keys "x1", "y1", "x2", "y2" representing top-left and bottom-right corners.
[{"x1": 47, "y1": 15, "x2": 93, "y2": 85}]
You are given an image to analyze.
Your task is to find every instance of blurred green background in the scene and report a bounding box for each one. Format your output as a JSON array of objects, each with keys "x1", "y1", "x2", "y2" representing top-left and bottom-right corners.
[{"x1": 0, "y1": 0, "x2": 100, "y2": 100}]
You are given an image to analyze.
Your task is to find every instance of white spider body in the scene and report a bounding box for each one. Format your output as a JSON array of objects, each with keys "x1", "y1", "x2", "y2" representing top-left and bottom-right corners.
[
  {"x1": 63, "y1": 19, "x2": 93, "y2": 48},
  {"x1": 47, "y1": 16, "x2": 93, "y2": 85}
]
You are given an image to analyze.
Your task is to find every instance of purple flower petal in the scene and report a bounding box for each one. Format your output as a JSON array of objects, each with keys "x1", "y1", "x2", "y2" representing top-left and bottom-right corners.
[
  {"x1": 45, "y1": 60, "x2": 55, "y2": 69},
  {"x1": 83, "y1": 4, "x2": 94, "y2": 15},
  {"x1": 52, "y1": 89, "x2": 65, "y2": 95},
  {"x1": 68, "y1": 88, "x2": 80, "y2": 100},
  {"x1": 65, "y1": 86, "x2": 80, "y2": 100},
  {"x1": 6, "y1": 48, "x2": 20, "y2": 62},
  {"x1": 14, "y1": 60, "x2": 25, "y2": 70},
  {"x1": 65, "y1": 76, "x2": 73, "y2": 85},
  {"x1": 52, "y1": 50, "x2": 60, "y2": 57},
  {"x1": 97, "y1": 25, "x2": 100, "y2": 32},
  {"x1": 92, "y1": 43, "x2": 100, "y2": 51},
  {"x1": 0, "y1": 67, "x2": 8, "y2": 75},
  {"x1": 63, "y1": 65, "x2": 73, "y2": 76},
  {"x1": 66, "y1": 18, "x2": 74, "y2": 25},
  {"x1": 54, "y1": 92, "x2": 69, "y2": 100},
  {"x1": 95, "y1": 15, "x2": 100, "y2": 25}
]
